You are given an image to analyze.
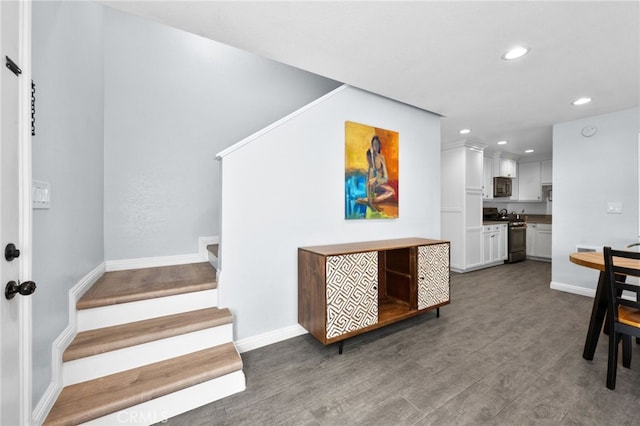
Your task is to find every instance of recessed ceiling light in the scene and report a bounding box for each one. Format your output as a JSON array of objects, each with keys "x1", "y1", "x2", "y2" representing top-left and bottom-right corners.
[
  {"x1": 459, "y1": 128, "x2": 471, "y2": 134},
  {"x1": 572, "y1": 97, "x2": 592, "y2": 106},
  {"x1": 525, "y1": 149, "x2": 534, "y2": 153},
  {"x1": 497, "y1": 140, "x2": 508, "y2": 145},
  {"x1": 502, "y1": 46, "x2": 529, "y2": 61}
]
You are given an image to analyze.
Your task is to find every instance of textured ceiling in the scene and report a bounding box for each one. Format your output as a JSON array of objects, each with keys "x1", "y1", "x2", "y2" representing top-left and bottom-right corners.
[{"x1": 102, "y1": 1, "x2": 640, "y2": 161}]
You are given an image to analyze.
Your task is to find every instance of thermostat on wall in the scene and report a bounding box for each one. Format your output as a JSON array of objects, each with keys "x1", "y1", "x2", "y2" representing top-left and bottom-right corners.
[{"x1": 581, "y1": 126, "x2": 597, "y2": 137}]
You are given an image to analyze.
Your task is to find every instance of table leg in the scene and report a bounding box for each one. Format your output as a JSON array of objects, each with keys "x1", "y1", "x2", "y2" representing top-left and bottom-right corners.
[{"x1": 583, "y1": 271, "x2": 608, "y2": 360}]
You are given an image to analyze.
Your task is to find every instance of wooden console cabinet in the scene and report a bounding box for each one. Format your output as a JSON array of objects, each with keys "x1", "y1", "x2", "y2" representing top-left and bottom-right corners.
[{"x1": 298, "y1": 238, "x2": 450, "y2": 346}]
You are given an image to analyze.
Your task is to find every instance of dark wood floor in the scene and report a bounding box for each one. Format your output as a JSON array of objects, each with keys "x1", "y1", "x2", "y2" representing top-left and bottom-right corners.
[{"x1": 162, "y1": 260, "x2": 640, "y2": 425}]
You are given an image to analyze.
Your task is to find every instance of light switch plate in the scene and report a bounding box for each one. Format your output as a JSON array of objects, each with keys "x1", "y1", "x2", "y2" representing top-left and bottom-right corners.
[{"x1": 32, "y1": 180, "x2": 50, "y2": 209}]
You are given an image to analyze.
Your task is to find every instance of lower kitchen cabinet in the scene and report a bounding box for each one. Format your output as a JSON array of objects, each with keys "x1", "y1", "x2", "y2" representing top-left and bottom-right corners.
[
  {"x1": 298, "y1": 238, "x2": 450, "y2": 346},
  {"x1": 526, "y1": 223, "x2": 551, "y2": 260},
  {"x1": 482, "y1": 224, "x2": 507, "y2": 265},
  {"x1": 535, "y1": 224, "x2": 552, "y2": 258}
]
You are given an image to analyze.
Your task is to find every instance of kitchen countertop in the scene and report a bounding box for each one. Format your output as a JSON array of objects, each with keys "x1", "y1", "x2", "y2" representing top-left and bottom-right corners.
[
  {"x1": 483, "y1": 214, "x2": 552, "y2": 225},
  {"x1": 526, "y1": 214, "x2": 552, "y2": 224}
]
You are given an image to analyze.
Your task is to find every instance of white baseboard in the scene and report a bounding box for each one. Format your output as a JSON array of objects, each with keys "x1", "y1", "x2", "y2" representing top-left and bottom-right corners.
[
  {"x1": 103, "y1": 236, "x2": 220, "y2": 272},
  {"x1": 199, "y1": 236, "x2": 219, "y2": 261},
  {"x1": 550, "y1": 281, "x2": 596, "y2": 298},
  {"x1": 105, "y1": 253, "x2": 204, "y2": 272},
  {"x1": 235, "y1": 324, "x2": 308, "y2": 354},
  {"x1": 32, "y1": 262, "x2": 106, "y2": 426}
]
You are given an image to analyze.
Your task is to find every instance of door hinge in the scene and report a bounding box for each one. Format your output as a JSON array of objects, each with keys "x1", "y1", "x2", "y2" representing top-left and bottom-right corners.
[{"x1": 5, "y1": 56, "x2": 22, "y2": 76}]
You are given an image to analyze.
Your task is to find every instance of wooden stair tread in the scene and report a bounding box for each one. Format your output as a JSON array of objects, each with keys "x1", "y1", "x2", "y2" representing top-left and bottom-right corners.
[
  {"x1": 77, "y1": 262, "x2": 216, "y2": 310},
  {"x1": 63, "y1": 307, "x2": 232, "y2": 362},
  {"x1": 44, "y1": 343, "x2": 242, "y2": 426},
  {"x1": 207, "y1": 244, "x2": 219, "y2": 257}
]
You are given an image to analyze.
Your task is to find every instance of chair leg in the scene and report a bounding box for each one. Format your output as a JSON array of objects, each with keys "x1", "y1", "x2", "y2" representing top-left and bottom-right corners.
[
  {"x1": 607, "y1": 331, "x2": 618, "y2": 390},
  {"x1": 622, "y1": 335, "x2": 632, "y2": 368}
]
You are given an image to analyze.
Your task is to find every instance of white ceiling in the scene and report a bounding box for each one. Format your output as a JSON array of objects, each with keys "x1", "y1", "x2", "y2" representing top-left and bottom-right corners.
[{"x1": 102, "y1": 1, "x2": 639, "y2": 161}]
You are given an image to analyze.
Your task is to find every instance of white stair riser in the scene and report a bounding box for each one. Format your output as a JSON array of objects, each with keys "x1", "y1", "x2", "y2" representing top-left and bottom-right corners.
[
  {"x1": 63, "y1": 325, "x2": 233, "y2": 386},
  {"x1": 77, "y1": 289, "x2": 217, "y2": 331},
  {"x1": 82, "y1": 370, "x2": 246, "y2": 425},
  {"x1": 208, "y1": 252, "x2": 219, "y2": 270}
]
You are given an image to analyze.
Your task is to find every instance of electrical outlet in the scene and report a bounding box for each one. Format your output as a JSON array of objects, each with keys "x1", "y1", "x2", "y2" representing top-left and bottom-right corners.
[{"x1": 607, "y1": 201, "x2": 622, "y2": 214}]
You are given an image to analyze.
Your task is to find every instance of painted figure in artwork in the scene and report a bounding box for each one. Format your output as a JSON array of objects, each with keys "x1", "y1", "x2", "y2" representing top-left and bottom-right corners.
[
  {"x1": 344, "y1": 121, "x2": 398, "y2": 219},
  {"x1": 357, "y1": 135, "x2": 395, "y2": 207}
]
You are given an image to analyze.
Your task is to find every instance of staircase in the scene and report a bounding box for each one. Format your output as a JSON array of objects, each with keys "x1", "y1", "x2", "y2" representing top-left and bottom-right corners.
[{"x1": 44, "y1": 253, "x2": 245, "y2": 425}]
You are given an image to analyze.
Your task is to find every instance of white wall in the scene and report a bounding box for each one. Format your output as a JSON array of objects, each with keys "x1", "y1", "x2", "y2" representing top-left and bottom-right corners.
[
  {"x1": 219, "y1": 86, "x2": 441, "y2": 340},
  {"x1": 102, "y1": 7, "x2": 341, "y2": 260},
  {"x1": 31, "y1": 0, "x2": 341, "y2": 406},
  {"x1": 552, "y1": 108, "x2": 639, "y2": 294},
  {"x1": 31, "y1": 0, "x2": 105, "y2": 406}
]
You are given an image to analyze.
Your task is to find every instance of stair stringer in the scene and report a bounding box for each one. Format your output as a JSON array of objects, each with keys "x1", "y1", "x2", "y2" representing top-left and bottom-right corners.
[{"x1": 32, "y1": 262, "x2": 106, "y2": 426}]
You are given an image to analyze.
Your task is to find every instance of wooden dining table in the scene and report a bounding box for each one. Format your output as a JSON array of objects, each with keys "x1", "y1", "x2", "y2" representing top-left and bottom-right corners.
[{"x1": 569, "y1": 251, "x2": 640, "y2": 360}]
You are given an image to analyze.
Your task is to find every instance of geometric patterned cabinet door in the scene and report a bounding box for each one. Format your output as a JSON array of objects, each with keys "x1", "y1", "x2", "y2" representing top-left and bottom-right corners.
[
  {"x1": 417, "y1": 243, "x2": 450, "y2": 310},
  {"x1": 326, "y1": 251, "x2": 378, "y2": 339}
]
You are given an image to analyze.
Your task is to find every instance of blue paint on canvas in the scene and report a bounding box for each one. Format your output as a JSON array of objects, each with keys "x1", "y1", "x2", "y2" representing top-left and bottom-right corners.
[{"x1": 345, "y1": 172, "x2": 367, "y2": 219}]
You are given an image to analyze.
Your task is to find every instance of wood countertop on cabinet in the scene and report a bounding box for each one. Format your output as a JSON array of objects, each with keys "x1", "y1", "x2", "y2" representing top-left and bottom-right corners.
[{"x1": 299, "y1": 238, "x2": 449, "y2": 256}]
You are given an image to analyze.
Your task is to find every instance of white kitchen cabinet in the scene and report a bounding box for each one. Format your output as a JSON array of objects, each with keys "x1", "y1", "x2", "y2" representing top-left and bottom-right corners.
[
  {"x1": 541, "y1": 160, "x2": 553, "y2": 185},
  {"x1": 497, "y1": 224, "x2": 507, "y2": 260},
  {"x1": 526, "y1": 223, "x2": 551, "y2": 260},
  {"x1": 499, "y1": 158, "x2": 517, "y2": 178},
  {"x1": 482, "y1": 224, "x2": 507, "y2": 265},
  {"x1": 466, "y1": 227, "x2": 483, "y2": 269},
  {"x1": 482, "y1": 156, "x2": 493, "y2": 199},
  {"x1": 466, "y1": 148, "x2": 483, "y2": 189},
  {"x1": 526, "y1": 224, "x2": 536, "y2": 257},
  {"x1": 441, "y1": 141, "x2": 485, "y2": 272},
  {"x1": 518, "y1": 162, "x2": 542, "y2": 201},
  {"x1": 510, "y1": 177, "x2": 519, "y2": 201},
  {"x1": 482, "y1": 226, "x2": 494, "y2": 264},
  {"x1": 535, "y1": 224, "x2": 552, "y2": 258}
]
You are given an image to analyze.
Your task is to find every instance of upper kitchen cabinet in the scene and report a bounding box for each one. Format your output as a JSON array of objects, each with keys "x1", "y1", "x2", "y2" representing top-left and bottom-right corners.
[
  {"x1": 518, "y1": 161, "x2": 542, "y2": 201},
  {"x1": 482, "y1": 156, "x2": 493, "y2": 199},
  {"x1": 498, "y1": 157, "x2": 517, "y2": 178},
  {"x1": 541, "y1": 160, "x2": 553, "y2": 185},
  {"x1": 465, "y1": 147, "x2": 483, "y2": 190}
]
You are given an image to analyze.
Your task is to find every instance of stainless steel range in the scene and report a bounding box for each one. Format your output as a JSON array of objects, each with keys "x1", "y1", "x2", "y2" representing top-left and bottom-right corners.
[
  {"x1": 483, "y1": 207, "x2": 526, "y2": 264},
  {"x1": 506, "y1": 220, "x2": 526, "y2": 263}
]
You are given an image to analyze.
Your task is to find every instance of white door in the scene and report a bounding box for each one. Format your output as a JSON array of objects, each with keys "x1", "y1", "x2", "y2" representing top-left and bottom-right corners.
[{"x1": 1, "y1": 1, "x2": 32, "y2": 424}]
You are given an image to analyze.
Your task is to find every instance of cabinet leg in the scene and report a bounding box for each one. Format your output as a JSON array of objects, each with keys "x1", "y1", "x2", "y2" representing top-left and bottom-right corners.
[
  {"x1": 437, "y1": 307, "x2": 440, "y2": 318},
  {"x1": 338, "y1": 341, "x2": 343, "y2": 355}
]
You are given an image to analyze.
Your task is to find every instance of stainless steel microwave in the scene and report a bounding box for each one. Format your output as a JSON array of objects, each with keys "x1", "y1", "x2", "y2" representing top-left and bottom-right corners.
[{"x1": 493, "y1": 177, "x2": 512, "y2": 197}]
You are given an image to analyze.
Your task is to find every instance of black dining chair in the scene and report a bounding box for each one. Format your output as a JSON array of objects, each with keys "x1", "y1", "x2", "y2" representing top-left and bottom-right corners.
[{"x1": 603, "y1": 246, "x2": 640, "y2": 390}]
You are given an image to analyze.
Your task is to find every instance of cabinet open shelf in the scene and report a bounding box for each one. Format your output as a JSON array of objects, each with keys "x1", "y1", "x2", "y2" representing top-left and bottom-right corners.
[
  {"x1": 378, "y1": 297, "x2": 412, "y2": 323},
  {"x1": 298, "y1": 238, "x2": 450, "y2": 347}
]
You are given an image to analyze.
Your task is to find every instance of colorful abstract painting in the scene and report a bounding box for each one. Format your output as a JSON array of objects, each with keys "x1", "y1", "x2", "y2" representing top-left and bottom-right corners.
[{"x1": 345, "y1": 121, "x2": 399, "y2": 219}]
